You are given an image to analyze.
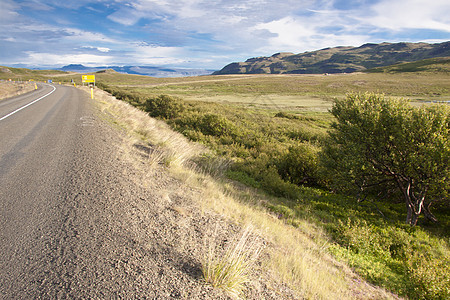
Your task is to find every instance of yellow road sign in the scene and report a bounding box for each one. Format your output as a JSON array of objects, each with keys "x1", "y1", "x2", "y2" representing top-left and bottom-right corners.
[{"x1": 81, "y1": 75, "x2": 95, "y2": 83}]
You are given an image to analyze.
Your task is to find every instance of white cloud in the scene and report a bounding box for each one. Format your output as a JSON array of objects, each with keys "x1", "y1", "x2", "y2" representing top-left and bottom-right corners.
[
  {"x1": 106, "y1": 0, "x2": 316, "y2": 39},
  {"x1": 0, "y1": 0, "x2": 21, "y2": 24},
  {"x1": 22, "y1": 52, "x2": 115, "y2": 66},
  {"x1": 253, "y1": 13, "x2": 369, "y2": 54},
  {"x1": 125, "y1": 43, "x2": 187, "y2": 65},
  {"x1": 63, "y1": 28, "x2": 118, "y2": 44},
  {"x1": 82, "y1": 46, "x2": 111, "y2": 52},
  {"x1": 364, "y1": 0, "x2": 450, "y2": 32}
]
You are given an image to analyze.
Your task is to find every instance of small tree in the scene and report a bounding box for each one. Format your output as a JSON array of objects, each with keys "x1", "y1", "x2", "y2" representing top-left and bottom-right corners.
[{"x1": 322, "y1": 93, "x2": 449, "y2": 225}]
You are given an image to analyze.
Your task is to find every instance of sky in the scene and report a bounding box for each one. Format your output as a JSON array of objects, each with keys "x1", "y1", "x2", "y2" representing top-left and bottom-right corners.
[{"x1": 1, "y1": 0, "x2": 450, "y2": 70}]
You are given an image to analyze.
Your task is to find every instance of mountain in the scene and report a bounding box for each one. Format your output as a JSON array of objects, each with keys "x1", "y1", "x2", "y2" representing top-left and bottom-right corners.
[
  {"x1": 213, "y1": 41, "x2": 450, "y2": 75},
  {"x1": 59, "y1": 64, "x2": 214, "y2": 77},
  {"x1": 367, "y1": 56, "x2": 450, "y2": 73}
]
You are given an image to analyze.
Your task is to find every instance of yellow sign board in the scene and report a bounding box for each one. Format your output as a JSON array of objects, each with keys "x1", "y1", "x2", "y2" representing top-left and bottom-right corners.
[{"x1": 81, "y1": 75, "x2": 95, "y2": 83}]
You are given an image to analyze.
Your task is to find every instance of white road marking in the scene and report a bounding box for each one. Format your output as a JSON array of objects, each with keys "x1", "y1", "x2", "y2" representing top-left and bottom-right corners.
[{"x1": 0, "y1": 85, "x2": 57, "y2": 121}]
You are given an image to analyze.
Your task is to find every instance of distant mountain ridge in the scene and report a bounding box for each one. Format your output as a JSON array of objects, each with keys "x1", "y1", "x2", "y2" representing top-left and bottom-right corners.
[
  {"x1": 213, "y1": 41, "x2": 450, "y2": 75},
  {"x1": 59, "y1": 64, "x2": 214, "y2": 77}
]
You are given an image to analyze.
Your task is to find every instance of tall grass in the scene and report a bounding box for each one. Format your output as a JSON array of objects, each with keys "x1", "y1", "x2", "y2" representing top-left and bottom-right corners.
[{"x1": 202, "y1": 225, "x2": 263, "y2": 298}]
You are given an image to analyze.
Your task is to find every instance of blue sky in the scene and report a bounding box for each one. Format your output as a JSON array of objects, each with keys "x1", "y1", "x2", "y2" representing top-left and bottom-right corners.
[{"x1": 1, "y1": 0, "x2": 449, "y2": 69}]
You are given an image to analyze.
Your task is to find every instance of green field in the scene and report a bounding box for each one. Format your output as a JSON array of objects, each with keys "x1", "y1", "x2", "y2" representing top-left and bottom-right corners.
[{"x1": 98, "y1": 72, "x2": 450, "y2": 106}]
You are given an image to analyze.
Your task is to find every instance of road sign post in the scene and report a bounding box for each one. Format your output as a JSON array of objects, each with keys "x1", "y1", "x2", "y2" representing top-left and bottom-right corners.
[{"x1": 81, "y1": 75, "x2": 95, "y2": 87}]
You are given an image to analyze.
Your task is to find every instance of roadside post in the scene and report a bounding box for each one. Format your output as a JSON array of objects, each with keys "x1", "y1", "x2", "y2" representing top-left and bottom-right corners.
[
  {"x1": 81, "y1": 75, "x2": 95, "y2": 87},
  {"x1": 82, "y1": 75, "x2": 95, "y2": 100}
]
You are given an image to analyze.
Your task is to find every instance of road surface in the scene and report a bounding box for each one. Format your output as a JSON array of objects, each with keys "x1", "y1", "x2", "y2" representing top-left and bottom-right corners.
[{"x1": 0, "y1": 84, "x2": 227, "y2": 299}]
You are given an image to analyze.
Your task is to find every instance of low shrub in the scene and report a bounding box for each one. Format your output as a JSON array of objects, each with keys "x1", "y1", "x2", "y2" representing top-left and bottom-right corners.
[
  {"x1": 275, "y1": 143, "x2": 322, "y2": 187},
  {"x1": 405, "y1": 252, "x2": 450, "y2": 300},
  {"x1": 202, "y1": 226, "x2": 262, "y2": 298},
  {"x1": 143, "y1": 94, "x2": 185, "y2": 119},
  {"x1": 198, "y1": 114, "x2": 237, "y2": 137}
]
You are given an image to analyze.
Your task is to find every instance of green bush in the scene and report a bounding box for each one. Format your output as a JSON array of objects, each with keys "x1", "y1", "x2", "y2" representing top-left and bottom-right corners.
[
  {"x1": 173, "y1": 113, "x2": 236, "y2": 138},
  {"x1": 143, "y1": 94, "x2": 185, "y2": 119},
  {"x1": 274, "y1": 111, "x2": 299, "y2": 119},
  {"x1": 276, "y1": 143, "x2": 321, "y2": 186},
  {"x1": 405, "y1": 252, "x2": 450, "y2": 299},
  {"x1": 198, "y1": 114, "x2": 236, "y2": 137},
  {"x1": 259, "y1": 166, "x2": 301, "y2": 199},
  {"x1": 225, "y1": 170, "x2": 261, "y2": 189}
]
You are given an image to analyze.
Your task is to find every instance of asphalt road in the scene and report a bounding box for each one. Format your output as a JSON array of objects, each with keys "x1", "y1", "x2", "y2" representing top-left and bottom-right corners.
[{"x1": 0, "y1": 84, "x2": 100, "y2": 297}]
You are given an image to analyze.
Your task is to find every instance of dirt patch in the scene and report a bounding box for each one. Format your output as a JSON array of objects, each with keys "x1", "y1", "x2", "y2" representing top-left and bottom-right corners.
[{"x1": 0, "y1": 81, "x2": 35, "y2": 100}]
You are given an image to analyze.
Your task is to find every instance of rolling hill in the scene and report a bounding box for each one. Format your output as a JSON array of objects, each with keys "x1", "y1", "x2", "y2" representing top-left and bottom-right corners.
[
  {"x1": 213, "y1": 41, "x2": 450, "y2": 75},
  {"x1": 367, "y1": 56, "x2": 450, "y2": 73}
]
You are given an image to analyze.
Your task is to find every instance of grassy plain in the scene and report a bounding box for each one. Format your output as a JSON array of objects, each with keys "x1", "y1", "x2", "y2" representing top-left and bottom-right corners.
[{"x1": 99, "y1": 72, "x2": 450, "y2": 106}]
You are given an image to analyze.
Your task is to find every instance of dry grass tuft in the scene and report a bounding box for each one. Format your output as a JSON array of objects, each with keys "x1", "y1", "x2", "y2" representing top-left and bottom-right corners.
[{"x1": 203, "y1": 225, "x2": 263, "y2": 299}]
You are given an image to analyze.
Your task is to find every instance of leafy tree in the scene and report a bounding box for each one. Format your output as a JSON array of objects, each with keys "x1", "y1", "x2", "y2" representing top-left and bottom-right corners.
[{"x1": 322, "y1": 93, "x2": 449, "y2": 225}]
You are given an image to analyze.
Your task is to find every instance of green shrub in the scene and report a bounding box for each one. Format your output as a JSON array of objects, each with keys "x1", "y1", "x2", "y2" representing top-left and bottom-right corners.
[
  {"x1": 405, "y1": 252, "x2": 450, "y2": 299},
  {"x1": 276, "y1": 143, "x2": 321, "y2": 187},
  {"x1": 259, "y1": 166, "x2": 301, "y2": 199},
  {"x1": 225, "y1": 170, "x2": 261, "y2": 189},
  {"x1": 143, "y1": 94, "x2": 185, "y2": 119},
  {"x1": 198, "y1": 114, "x2": 236, "y2": 137},
  {"x1": 274, "y1": 111, "x2": 299, "y2": 119}
]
